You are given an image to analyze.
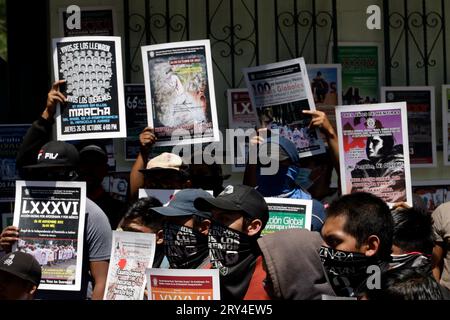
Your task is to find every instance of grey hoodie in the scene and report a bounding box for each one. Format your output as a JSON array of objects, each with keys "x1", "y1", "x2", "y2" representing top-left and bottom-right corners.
[{"x1": 258, "y1": 229, "x2": 335, "y2": 300}]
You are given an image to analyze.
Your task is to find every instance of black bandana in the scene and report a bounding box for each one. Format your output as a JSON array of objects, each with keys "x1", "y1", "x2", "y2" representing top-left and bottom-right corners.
[
  {"x1": 208, "y1": 222, "x2": 259, "y2": 300},
  {"x1": 319, "y1": 246, "x2": 377, "y2": 297},
  {"x1": 390, "y1": 253, "x2": 431, "y2": 272},
  {"x1": 163, "y1": 223, "x2": 209, "y2": 269}
]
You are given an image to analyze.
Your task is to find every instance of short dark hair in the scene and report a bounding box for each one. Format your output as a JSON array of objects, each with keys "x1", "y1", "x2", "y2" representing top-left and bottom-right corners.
[
  {"x1": 121, "y1": 197, "x2": 164, "y2": 231},
  {"x1": 364, "y1": 268, "x2": 443, "y2": 300},
  {"x1": 392, "y1": 207, "x2": 434, "y2": 254},
  {"x1": 366, "y1": 135, "x2": 394, "y2": 158},
  {"x1": 326, "y1": 192, "x2": 394, "y2": 261}
]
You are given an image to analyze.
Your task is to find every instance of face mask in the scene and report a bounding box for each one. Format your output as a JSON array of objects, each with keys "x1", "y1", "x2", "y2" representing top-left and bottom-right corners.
[
  {"x1": 319, "y1": 246, "x2": 375, "y2": 297},
  {"x1": 390, "y1": 252, "x2": 430, "y2": 270},
  {"x1": 163, "y1": 223, "x2": 209, "y2": 269},
  {"x1": 294, "y1": 167, "x2": 313, "y2": 189},
  {"x1": 208, "y1": 222, "x2": 253, "y2": 276}
]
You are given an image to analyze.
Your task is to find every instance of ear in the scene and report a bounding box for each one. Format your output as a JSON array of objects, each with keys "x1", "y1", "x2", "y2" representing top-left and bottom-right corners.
[
  {"x1": 246, "y1": 219, "x2": 262, "y2": 237},
  {"x1": 364, "y1": 235, "x2": 380, "y2": 257},
  {"x1": 199, "y1": 219, "x2": 211, "y2": 236},
  {"x1": 156, "y1": 229, "x2": 164, "y2": 245}
]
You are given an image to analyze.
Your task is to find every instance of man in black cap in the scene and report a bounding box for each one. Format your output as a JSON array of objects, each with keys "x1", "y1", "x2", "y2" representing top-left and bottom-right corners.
[
  {"x1": 151, "y1": 189, "x2": 213, "y2": 269},
  {"x1": 0, "y1": 251, "x2": 42, "y2": 300},
  {"x1": 2, "y1": 139, "x2": 112, "y2": 300},
  {"x1": 194, "y1": 184, "x2": 270, "y2": 300}
]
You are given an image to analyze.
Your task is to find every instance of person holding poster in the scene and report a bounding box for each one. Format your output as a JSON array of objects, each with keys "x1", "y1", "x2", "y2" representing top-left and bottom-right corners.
[
  {"x1": 52, "y1": 36, "x2": 126, "y2": 141},
  {"x1": 1, "y1": 140, "x2": 112, "y2": 300},
  {"x1": 194, "y1": 185, "x2": 270, "y2": 300},
  {"x1": 141, "y1": 40, "x2": 220, "y2": 147},
  {"x1": 336, "y1": 102, "x2": 413, "y2": 207}
]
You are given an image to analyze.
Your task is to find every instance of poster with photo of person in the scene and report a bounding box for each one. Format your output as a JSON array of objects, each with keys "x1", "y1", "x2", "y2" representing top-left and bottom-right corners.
[
  {"x1": 59, "y1": 6, "x2": 116, "y2": 37},
  {"x1": 104, "y1": 231, "x2": 156, "y2": 300},
  {"x1": 306, "y1": 64, "x2": 342, "y2": 129},
  {"x1": 336, "y1": 102, "x2": 413, "y2": 207},
  {"x1": 243, "y1": 58, "x2": 326, "y2": 158},
  {"x1": 52, "y1": 36, "x2": 126, "y2": 141},
  {"x1": 0, "y1": 124, "x2": 30, "y2": 201},
  {"x1": 227, "y1": 89, "x2": 259, "y2": 172},
  {"x1": 13, "y1": 181, "x2": 86, "y2": 291},
  {"x1": 381, "y1": 86, "x2": 436, "y2": 168},
  {"x1": 412, "y1": 180, "x2": 450, "y2": 213},
  {"x1": 141, "y1": 40, "x2": 220, "y2": 147},
  {"x1": 332, "y1": 43, "x2": 382, "y2": 106}
]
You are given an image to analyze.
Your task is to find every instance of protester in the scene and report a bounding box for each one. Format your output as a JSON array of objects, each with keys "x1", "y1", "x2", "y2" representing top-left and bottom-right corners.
[
  {"x1": 117, "y1": 197, "x2": 169, "y2": 268},
  {"x1": 0, "y1": 251, "x2": 42, "y2": 300},
  {"x1": 152, "y1": 189, "x2": 213, "y2": 269},
  {"x1": 431, "y1": 202, "x2": 450, "y2": 291},
  {"x1": 1, "y1": 140, "x2": 112, "y2": 300},
  {"x1": 194, "y1": 184, "x2": 270, "y2": 300},
  {"x1": 320, "y1": 192, "x2": 394, "y2": 297},
  {"x1": 363, "y1": 268, "x2": 443, "y2": 300}
]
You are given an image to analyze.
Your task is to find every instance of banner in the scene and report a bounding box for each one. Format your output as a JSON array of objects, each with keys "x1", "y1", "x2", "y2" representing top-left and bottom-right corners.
[
  {"x1": 381, "y1": 86, "x2": 436, "y2": 167},
  {"x1": 442, "y1": 85, "x2": 450, "y2": 166},
  {"x1": 243, "y1": 58, "x2": 325, "y2": 158},
  {"x1": 334, "y1": 43, "x2": 381, "y2": 105},
  {"x1": 306, "y1": 64, "x2": 342, "y2": 129},
  {"x1": 141, "y1": 40, "x2": 220, "y2": 147},
  {"x1": 104, "y1": 231, "x2": 156, "y2": 300},
  {"x1": 59, "y1": 7, "x2": 115, "y2": 37},
  {"x1": 146, "y1": 269, "x2": 220, "y2": 300},
  {"x1": 52, "y1": 36, "x2": 126, "y2": 141},
  {"x1": 262, "y1": 198, "x2": 312, "y2": 235},
  {"x1": 412, "y1": 180, "x2": 450, "y2": 213},
  {"x1": 0, "y1": 124, "x2": 30, "y2": 201},
  {"x1": 13, "y1": 181, "x2": 86, "y2": 291},
  {"x1": 124, "y1": 84, "x2": 148, "y2": 160},
  {"x1": 227, "y1": 89, "x2": 259, "y2": 172},
  {"x1": 336, "y1": 102, "x2": 413, "y2": 207}
]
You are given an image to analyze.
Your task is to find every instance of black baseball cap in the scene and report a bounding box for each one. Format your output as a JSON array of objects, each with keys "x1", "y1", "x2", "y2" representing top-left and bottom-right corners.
[
  {"x1": 194, "y1": 185, "x2": 269, "y2": 223},
  {"x1": 79, "y1": 144, "x2": 108, "y2": 163},
  {"x1": 151, "y1": 189, "x2": 213, "y2": 219},
  {"x1": 0, "y1": 251, "x2": 42, "y2": 286},
  {"x1": 23, "y1": 141, "x2": 79, "y2": 169}
]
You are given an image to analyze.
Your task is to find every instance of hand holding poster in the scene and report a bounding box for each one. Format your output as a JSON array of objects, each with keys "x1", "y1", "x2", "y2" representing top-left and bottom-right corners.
[
  {"x1": 146, "y1": 269, "x2": 220, "y2": 300},
  {"x1": 242, "y1": 58, "x2": 326, "y2": 158},
  {"x1": 52, "y1": 36, "x2": 126, "y2": 141},
  {"x1": 13, "y1": 181, "x2": 86, "y2": 291},
  {"x1": 263, "y1": 198, "x2": 312, "y2": 235},
  {"x1": 336, "y1": 102, "x2": 413, "y2": 207},
  {"x1": 141, "y1": 40, "x2": 220, "y2": 147},
  {"x1": 104, "y1": 231, "x2": 156, "y2": 300}
]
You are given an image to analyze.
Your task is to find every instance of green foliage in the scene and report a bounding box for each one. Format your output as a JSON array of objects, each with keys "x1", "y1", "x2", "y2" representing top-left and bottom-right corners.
[{"x1": 0, "y1": 0, "x2": 7, "y2": 61}]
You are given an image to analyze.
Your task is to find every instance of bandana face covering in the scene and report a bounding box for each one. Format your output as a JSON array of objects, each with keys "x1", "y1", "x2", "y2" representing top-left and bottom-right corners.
[
  {"x1": 208, "y1": 222, "x2": 253, "y2": 276},
  {"x1": 319, "y1": 246, "x2": 375, "y2": 297},
  {"x1": 163, "y1": 223, "x2": 209, "y2": 269},
  {"x1": 390, "y1": 252, "x2": 431, "y2": 270}
]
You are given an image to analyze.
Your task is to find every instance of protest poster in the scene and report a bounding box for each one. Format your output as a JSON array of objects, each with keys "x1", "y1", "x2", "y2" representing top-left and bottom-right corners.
[
  {"x1": 381, "y1": 86, "x2": 436, "y2": 168},
  {"x1": 242, "y1": 58, "x2": 326, "y2": 158},
  {"x1": 262, "y1": 198, "x2": 312, "y2": 235},
  {"x1": 13, "y1": 181, "x2": 86, "y2": 291},
  {"x1": 104, "y1": 231, "x2": 156, "y2": 300},
  {"x1": 1, "y1": 213, "x2": 13, "y2": 229},
  {"x1": 102, "y1": 171, "x2": 130, "y2": 203},
  {"x1": 333, "y1": 42, "x2": 382, "y2": 105},
  {"x1": 227, "y1": 89, "x2": 259, "y2": 172},
  {"x1": 306, "y1": 64, "x2": 342, "y2": 129},
  {"x1": 141, "y1": 40, "x2": 220, "y2": 147},
  {"x1": 336, "y1": 102, "x2": 413, "y2": 207},
  {"x1": 59, "y1": 6, "x2": 116, "y2": 37},
  {"x1": 412, "y1": 180, "x2": 450, "y2": 213},
  {"x1": 124, "y1": 84, "x2": 148, "y2": 160},
  {"x1": 52, "y1": 36, "x2": 126, "y2": 141},
  {"x1": 146, "y1": 269, "x2": 220, "y2": 300},
  {"x1": 0, "y1": 124, "x2": 30, "y2": 202},
  {"x1": 139, "y1": 189, "x2": 212, "y2": 205},
  {"x1": 442, "y1": 85, "x2": 450, "y2": 166}
]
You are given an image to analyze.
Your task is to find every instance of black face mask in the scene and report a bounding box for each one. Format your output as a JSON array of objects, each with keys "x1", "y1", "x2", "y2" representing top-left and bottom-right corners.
[
  {"x1": 163, "y1": 223, "x2": 209, "y2": 269},
  {"x1": 390, "y1": 253, "x2": 431, "y2": 271},
  {"x1": 319, "y1": 246, "x2": 376, "y2": 297},
  {"x1": 208, "y1": 222, "x2": 253, "y2": 276}
]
